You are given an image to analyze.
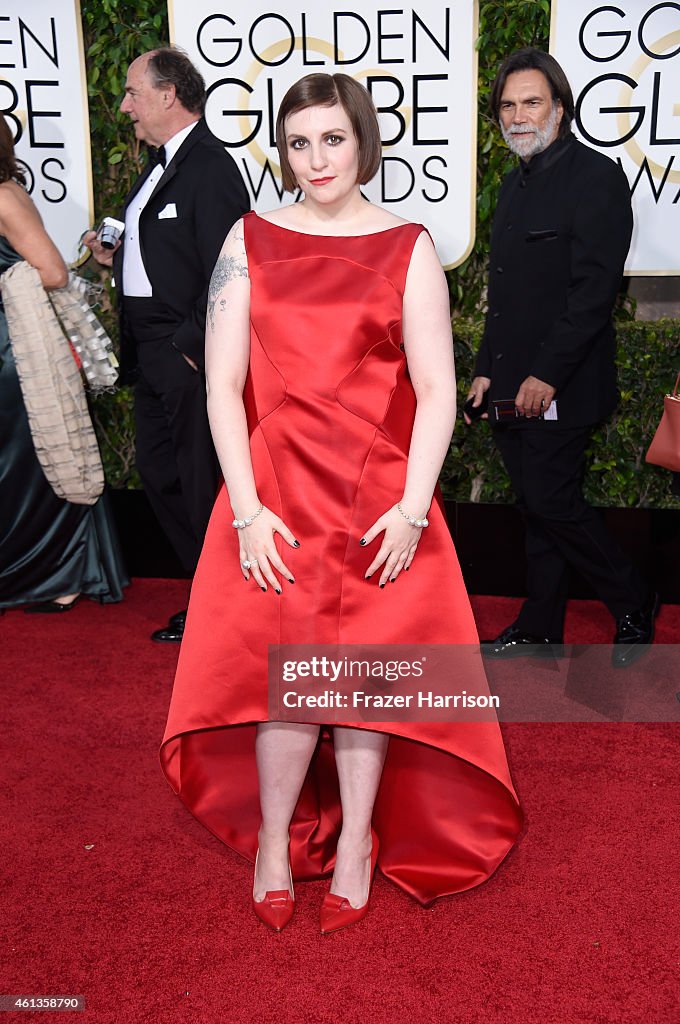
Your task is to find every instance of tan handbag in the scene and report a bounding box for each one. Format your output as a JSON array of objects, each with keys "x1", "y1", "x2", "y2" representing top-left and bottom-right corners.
[
  {"x1": 0, "y1": 260, "x2": 105, "y2": 505},
  {"x1": 645, "y1": 372, "x2": 680, "y2": 472}
]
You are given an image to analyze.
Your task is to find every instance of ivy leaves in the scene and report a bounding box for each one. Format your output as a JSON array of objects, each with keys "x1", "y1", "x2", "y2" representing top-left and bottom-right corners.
[
  {"x1": 82, "y1": 0, "x2": 168, "y2": 204},
  {"x1": 448, "y1": 1, "x2": 550, "y2": 315}
]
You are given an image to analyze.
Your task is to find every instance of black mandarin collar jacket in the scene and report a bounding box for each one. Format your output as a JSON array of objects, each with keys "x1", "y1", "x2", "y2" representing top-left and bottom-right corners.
[{"x1": 474, "y1": 133, "x2": 633, "y2": 428}]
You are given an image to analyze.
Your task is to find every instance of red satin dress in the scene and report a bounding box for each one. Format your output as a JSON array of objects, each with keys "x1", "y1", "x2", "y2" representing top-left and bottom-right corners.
[{"x1": 160, "y1": 212, "x2": 522, "y2": 906}]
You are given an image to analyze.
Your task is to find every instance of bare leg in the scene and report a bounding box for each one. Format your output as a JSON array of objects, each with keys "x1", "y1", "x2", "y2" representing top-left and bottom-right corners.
[
  {"x1": 330, "y1": 727, "x2": 389, "y2": 907},
  {"x1": 254, "y1": 721, "x2": 319, "y2": 900}
]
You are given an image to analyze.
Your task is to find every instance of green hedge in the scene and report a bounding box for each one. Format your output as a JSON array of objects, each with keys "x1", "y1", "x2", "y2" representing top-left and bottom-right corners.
[
  {"x1": 79, "y1": 0, "x2": 679, "y2": 507},
  {"x1": 445, "y1": 319, "x2": 680, "y2": 507}
]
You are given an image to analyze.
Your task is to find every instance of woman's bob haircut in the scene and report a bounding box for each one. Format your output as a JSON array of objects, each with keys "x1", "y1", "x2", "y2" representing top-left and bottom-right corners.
[{"x1": 276, "y1": 73, "x2": 382, "y2": 193}]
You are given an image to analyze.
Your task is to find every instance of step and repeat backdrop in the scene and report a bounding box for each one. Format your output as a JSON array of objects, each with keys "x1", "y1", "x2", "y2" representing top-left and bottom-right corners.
[
  {"x1": 1, "y1": 1, "x2": 677, "y2": 272},
  {"x1": 168, "y1": 1, "x2": 477, "y2": 269},
  {"x1": 0, "y1": 0, "x2": 92, "y2": 264},
  {"x1": 551, "y1": 1, "x2": 680, "y2": 274}
]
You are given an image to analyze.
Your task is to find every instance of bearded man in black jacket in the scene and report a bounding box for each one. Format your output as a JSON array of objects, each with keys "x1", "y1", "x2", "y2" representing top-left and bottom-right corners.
[{"x1": 465, "y1": 48, "x2": 657, "y2": 668}]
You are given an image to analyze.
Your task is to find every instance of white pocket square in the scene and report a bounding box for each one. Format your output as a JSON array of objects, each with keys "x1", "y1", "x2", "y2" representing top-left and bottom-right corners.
[{"x1": 158, "y1": 203, "x2": 177, "y2": 219}]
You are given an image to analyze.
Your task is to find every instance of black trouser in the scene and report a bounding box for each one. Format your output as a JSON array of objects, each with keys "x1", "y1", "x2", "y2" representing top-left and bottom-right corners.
[
  {"x1": 493, "y1": 425, "x2": 648, "y2": 640},
  {"x1": 126, "y1": 301, "x2": 220, "y2": 574}
]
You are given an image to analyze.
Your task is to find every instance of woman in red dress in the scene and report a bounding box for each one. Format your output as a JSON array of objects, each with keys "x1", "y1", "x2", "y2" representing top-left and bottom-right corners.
[{"x1": 161, "y1": 74, "x2": 521, "y2": 933}]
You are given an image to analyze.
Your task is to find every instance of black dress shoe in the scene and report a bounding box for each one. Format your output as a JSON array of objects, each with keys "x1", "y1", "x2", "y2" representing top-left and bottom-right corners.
[
  {"x1": 611, "y1": 593, "x2": 660, "y2": 669},
  {"x1": 25, "y1": 595, "x2": 81, "y2": 614},
  {"x1": 168, "y1": 609, "x2": 187, "y2": 629},
  {"x1": 481, "y1": 624, "x2": 563, "y2": 659},
  {"x1": 151, "y1": 620, "x2": 185, "y2": 644}
]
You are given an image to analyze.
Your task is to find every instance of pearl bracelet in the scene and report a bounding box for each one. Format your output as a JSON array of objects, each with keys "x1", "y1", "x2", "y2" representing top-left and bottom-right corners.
[
  {"x1": 232, "y1": 503, "x2": 264, "y2": 529},
  {"x1": 397, "y1": 502, "x2": 429, "y2": 528}
]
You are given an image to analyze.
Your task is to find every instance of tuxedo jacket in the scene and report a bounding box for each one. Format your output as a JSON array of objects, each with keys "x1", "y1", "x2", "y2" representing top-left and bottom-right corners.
[
  {"x1": 474, "y1": 134, "x2": 633, "y2": 428},
  {"x1": 114, "y1": 118, "x2": 250, "y2": 382}
]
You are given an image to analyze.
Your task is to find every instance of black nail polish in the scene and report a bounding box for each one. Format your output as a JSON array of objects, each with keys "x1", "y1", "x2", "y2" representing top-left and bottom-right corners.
[
  {"x1": 288, "y1": 578, "x2": 295, "y2": 584},
  {"x1": 365, "y1": 574, "x2": 372, "y2": 580},
  {"x1": 405, "y1": 567, "x2": 410, "y2": 572},
  {"x1": 390, "y1": 578, "x2": 396, "y2": 583},
  {"x1": 276, "y1": 589, "x2": 282, "y2": 595},
  {"x1": 380, "y1": 584, "x2": 385, "y2": 589},
  {"x1": 293, "y1": 540, "x2": 300, "y2": 548},
  {"x1": 260, "y1": 586, "x2": 266, "y2": 592},
  {"x1": 359, "y1": 538, "x2": 366, "y2": 546}
]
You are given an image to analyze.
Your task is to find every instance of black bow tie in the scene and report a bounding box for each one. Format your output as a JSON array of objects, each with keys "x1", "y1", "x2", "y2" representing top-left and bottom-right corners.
[{"x1": 152, "y1": 145, "x2": 166, "y2": 168}]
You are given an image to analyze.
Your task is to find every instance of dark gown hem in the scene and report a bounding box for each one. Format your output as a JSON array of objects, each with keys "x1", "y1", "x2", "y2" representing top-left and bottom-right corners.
[{"x1": 0, "y1": 583, "x2": 128, "y2": 610}]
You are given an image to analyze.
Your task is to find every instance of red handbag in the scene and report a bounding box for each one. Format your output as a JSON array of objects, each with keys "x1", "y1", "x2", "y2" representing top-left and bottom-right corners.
[{"x1": 645, "y1": 372, "x2": 680, "y2": 472}]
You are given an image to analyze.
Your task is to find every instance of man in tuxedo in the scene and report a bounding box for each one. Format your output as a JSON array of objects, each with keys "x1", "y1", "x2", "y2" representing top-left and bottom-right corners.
[
  {"x1": 465, "y1": 48, "x2": 657, "y2": 668},
  {"x1": 86, "y1": 47, "x2": 250, "y2": 642}
]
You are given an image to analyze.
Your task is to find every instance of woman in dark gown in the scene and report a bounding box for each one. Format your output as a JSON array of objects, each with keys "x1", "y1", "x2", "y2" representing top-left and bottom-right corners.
[{"x1": 0, "y1": 119, "x2": 127, "y2": 611}]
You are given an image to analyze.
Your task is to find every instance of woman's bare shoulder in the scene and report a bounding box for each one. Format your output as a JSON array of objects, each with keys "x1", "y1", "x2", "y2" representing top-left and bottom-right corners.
[
  {"x1": 0, "y1": 179, "x2": 32, "y2": 205},
  {"x1": 0, "y1": 182, "x2": 20, "y2": 236},
  {"x1": 256, "y1": 206, "x2": 299, "y2": 228},
  {"x1": 0, "y1": 180, "x2": 37, "y2": 228},
  {"x1": 363, "y1": 207, "x2": 411, "y2": 230},
  {"x1": 0, "y1": 179, "x2": 27, "y2": 210}
]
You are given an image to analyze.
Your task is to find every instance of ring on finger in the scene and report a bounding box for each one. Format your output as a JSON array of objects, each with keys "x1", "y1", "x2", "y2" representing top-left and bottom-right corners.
[{"x1": 241, "y1": 558, "x2": 259, "y2": 570}]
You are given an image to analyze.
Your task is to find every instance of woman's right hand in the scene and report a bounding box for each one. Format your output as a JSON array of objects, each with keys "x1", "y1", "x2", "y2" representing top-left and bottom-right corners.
[{"x1": 237, "y1": 507, "x2": 299, "y2": 593}]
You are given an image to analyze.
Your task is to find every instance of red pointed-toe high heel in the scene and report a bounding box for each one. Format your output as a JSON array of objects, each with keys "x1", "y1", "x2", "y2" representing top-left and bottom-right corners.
[
  {"x1": 320, "y1": 834, "x2": 379, "y2": 935},
  {"x1": 252, "y1": 851, "x2": 295, "y2": 932}
]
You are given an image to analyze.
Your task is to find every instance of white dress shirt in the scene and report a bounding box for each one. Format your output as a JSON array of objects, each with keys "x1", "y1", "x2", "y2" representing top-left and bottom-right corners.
[{"x1": 122, "y1": 121, "x2": 198, "y2": 297}]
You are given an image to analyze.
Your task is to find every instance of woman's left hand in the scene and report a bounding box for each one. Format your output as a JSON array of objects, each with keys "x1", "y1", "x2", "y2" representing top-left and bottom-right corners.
[{"x1": 359, "y1": 505, "x2": 426, "y2": 586}]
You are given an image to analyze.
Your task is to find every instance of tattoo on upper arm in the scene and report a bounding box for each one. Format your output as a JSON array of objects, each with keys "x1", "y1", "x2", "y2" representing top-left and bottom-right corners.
[{"x1": 207, "y1": 233, "x2": 249, "y2": 331}]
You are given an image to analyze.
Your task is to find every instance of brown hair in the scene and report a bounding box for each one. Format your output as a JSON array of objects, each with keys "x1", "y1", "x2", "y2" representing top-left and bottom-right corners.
[
  {"x1": 276, "y1": 74, "x2": 381, "y2": 193},
  {"x1": 490, "y1": 48, "x2": 574, "y2": 139},
  {"x1": 0, "y1": 117, "x2": 26, "y2": 186}
]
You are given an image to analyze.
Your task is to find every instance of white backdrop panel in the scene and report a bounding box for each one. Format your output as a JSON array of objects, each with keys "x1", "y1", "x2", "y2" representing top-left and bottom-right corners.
[
  {"x1": 0, "y1": 0, "x2": 93, "y2": 265},
  {"x1": 169, "y1": 2, "x2": 479, "y2": 268},
  {"x1": 551, "y1": 1, "x2": 680, "y2": 275}
]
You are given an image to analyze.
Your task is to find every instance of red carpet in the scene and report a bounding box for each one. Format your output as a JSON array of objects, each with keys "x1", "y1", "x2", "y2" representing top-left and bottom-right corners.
[{"x1": 2, "y1": 581, "x2": 678, "y2": 1024}]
